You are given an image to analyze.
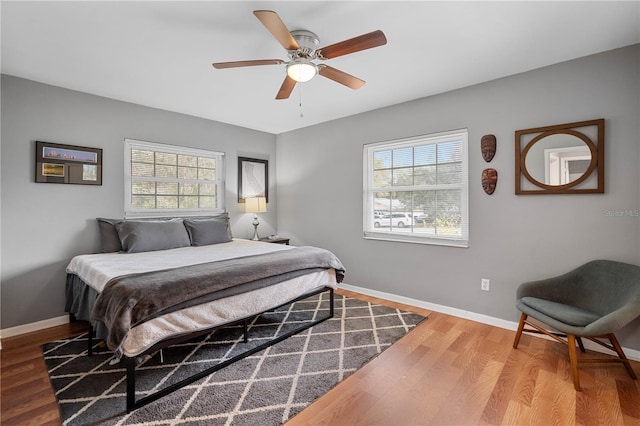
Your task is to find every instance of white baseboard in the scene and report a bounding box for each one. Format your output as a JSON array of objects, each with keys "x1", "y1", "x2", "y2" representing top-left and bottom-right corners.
[
  {"x1": 340, "y1": 283, "x2": 640, "y2": 362},
  {"x1": 3, "y1": 286, "x2": 640, "y2": 363},
  {"x1": 1, "y1": 315, "x2": 70, "y2": 339}
]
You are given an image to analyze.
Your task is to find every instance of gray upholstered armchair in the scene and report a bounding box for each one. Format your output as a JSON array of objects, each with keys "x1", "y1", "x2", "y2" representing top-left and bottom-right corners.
[{"x1": 513, "y1": 259, "x2": 640, "y2": 390}]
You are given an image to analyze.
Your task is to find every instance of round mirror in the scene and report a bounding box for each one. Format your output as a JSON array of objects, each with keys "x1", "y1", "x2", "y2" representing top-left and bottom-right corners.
[
  {"x1": 524, "y1": 133, "x2": 593, "y2": 186},
  {"x1": 515, "y1": 119, "x2": 604, "y2": 195}
]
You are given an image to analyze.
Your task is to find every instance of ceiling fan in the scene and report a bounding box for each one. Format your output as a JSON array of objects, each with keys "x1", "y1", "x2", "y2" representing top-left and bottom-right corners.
[{"x1": 212, "y1": 10, "x2": 387, "y2": 100}]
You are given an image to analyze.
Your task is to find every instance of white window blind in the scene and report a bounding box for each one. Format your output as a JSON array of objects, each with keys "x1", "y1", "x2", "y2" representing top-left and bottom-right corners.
[
  {"x1": 363, "y1": 129, "x2": 469, "y2": 247},
  {"x1": 124, "y1": 139, "x2": 225, "y2": 217}
]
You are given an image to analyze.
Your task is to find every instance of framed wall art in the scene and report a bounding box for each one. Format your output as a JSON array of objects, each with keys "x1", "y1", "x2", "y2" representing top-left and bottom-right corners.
[
  {"x1": 35, "y1": 141, "x2": 103, "y2": 185},
  {"x1": 238, "y1": 156, "x2": 268, "y2": 203}
]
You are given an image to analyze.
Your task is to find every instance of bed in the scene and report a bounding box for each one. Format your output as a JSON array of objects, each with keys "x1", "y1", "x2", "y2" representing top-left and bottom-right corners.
[{"x1": 64, "y1": 214, "x2": 345, "y2": 411}]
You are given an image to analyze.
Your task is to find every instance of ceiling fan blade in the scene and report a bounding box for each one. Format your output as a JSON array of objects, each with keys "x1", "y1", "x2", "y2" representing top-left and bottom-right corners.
[
  {"x1": 254, "y1": 10, "x2": 299, "y2": 51},
  {"x1": 212, "y1": 59, "x2": 284, "y2": 69},
  {"x1": 318, "y1": 65, "x2": 365, "y2": 90},
  {"x1": 276, "y1": 76, "x2": 296, "y2": 100},
  {"x1": 317, "y1": 30, "x2": 387, "y2": 60}
]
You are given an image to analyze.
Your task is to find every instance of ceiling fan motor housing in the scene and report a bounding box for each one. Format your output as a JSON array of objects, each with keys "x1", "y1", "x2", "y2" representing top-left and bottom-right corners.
[{"x1": 290, "y1": 30, "x2": 319, "y2": 59}]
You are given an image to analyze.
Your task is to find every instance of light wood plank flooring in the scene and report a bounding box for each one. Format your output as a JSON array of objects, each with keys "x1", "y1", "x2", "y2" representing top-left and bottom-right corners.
[{"x1": 2, "y1": 289, "x2": 639, "y2": 425}]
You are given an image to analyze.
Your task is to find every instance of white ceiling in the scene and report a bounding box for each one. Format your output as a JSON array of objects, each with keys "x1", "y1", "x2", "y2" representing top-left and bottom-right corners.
[{"x1": 2, "y1": 1, "x2": 639, "y2": 134}]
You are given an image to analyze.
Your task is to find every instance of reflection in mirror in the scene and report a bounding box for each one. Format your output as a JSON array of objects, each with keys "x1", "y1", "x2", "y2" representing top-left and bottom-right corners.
[
  {"x1": 546, "y1": 146, "x2": 591, "y2": 185},
  {"x1": 515, "y1": 119, "x2": 604, "y2": 194},
  {"x1": 524, "y1": 134, "x2": 592, "y2": 185}
]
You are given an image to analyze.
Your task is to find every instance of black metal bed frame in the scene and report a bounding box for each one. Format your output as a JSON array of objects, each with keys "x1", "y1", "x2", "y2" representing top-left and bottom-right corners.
[{"x1": 87, "y1": 286, "x2": 334, "y2": 412}]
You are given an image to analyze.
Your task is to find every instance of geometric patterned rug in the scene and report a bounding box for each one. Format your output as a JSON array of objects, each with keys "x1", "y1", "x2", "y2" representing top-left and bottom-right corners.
[{"x1": 43, "y1": 293, "x2": 426, "y2": 425}]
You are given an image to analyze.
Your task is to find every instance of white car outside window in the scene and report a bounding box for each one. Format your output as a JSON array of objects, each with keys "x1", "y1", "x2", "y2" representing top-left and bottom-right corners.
[{"x1": 373, "y1": 213, "x2": 413, "y2": 228}]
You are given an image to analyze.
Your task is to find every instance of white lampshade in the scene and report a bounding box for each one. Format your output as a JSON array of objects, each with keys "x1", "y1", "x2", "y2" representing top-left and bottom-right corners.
[
  {"x1": 245, "y1": 196, "x2": 267, "y2": 213},
  {"x1": 287, "y1": 59, "x2": 317, "y2": 83}
]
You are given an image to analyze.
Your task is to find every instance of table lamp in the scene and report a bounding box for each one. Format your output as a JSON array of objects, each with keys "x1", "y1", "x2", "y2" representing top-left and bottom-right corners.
[{"x1": 245, "y1": 196, "x2": 267, "y2": 240}]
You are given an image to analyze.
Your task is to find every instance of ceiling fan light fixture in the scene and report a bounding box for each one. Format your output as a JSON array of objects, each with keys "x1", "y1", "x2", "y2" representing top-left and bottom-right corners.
[{"x1": 287, "y1": 59, "x2": 317, "y2": 83}]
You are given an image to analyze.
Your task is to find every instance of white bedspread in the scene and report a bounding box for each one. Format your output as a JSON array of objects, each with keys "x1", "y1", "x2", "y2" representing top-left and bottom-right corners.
[
  {"x1": 121, "y1": 269, "x2": 336, "y2": 356},
  {"x1": 66, "y1": 239, "x2": 292, "y2": 292}
]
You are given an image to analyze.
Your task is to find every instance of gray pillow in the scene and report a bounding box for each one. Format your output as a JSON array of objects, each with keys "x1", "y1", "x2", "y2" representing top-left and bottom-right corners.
[
  {"x1": 96, "y1": 218, "x2": 123, "y2": 253},
  {"x1": 116, "y1": 219, "x2": 191, "y2": 253},
  {"x1": 183, "y1": 216, "x2": 232, "y2": 246}
]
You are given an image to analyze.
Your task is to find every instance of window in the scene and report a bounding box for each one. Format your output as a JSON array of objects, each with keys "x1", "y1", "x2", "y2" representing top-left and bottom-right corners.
[
  {"x1": 363, "y1": 129, "x2": 469, "y2": 247},
  {"x1": 124, "y1": 139, "x2": 225, "y2": 217}
]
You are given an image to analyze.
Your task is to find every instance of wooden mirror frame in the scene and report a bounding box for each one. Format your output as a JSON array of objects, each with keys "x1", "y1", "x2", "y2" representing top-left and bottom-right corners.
[{"x1": 515, "y1": 119, "x2": 604, "y2": 194}]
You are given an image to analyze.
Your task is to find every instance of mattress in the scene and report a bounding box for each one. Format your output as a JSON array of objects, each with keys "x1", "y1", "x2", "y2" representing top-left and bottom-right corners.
[{"x1": 67, "y1": 238, "x2": 295, "y2": 292}]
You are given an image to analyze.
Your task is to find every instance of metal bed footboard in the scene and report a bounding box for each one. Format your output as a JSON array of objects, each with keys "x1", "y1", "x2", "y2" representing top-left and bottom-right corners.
[{"x1": 89, "y1": 286, "x2": 335, "y2": 412}]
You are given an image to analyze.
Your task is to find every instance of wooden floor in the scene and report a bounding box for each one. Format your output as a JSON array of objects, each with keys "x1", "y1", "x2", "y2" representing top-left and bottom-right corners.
[{"x1": 2, "y1": 289, "x2": 639, "y2": 426}]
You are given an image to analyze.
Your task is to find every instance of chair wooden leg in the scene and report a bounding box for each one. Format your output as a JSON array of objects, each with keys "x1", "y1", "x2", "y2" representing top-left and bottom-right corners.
[
  {"x1": 576, "y1": 337, "x2": 586, "y2": 353},
  {"x1": 607, "y1": 333, "x2": 638, "y2": 380},
  {"x1": 513, "y1": 313, "x2": 527, "y2": 349},
  {"x1": 567, "y1": 334, "x2": 581, "y2": 391}
]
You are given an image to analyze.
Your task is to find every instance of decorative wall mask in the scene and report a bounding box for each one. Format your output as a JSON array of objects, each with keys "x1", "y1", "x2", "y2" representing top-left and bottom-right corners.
[
  {"x1": 482, "y1": 168, "x2": 498, "y2": 195},
  {"x1": 481, "y1": 134, "x2": 496, "y2": 162}
]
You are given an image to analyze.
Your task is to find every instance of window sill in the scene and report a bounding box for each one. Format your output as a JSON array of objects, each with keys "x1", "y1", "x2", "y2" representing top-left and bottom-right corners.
[
  {"x1": 363, "y1": 231, "x2": 468, "y2": 248},
  {"x1": 124, "y1": 209, "x2": 224, "y2": 219}
]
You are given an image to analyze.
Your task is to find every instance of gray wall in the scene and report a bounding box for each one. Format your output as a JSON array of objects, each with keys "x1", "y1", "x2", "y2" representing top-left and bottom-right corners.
[
  {"x1": 2, "y1": 45, "x2": 639, "y2": 352},
  {"x1": 276, "y1": 45, "x2": 640, "y2": 350},
  {"x1": 1, "y1": 75, "x2": 277, "y2": 329}
]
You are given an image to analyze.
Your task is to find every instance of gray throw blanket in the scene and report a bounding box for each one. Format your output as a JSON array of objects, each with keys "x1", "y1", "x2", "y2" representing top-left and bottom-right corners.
[{"x1": 91, "y1": 246, "x2": 345, "y2": 353}]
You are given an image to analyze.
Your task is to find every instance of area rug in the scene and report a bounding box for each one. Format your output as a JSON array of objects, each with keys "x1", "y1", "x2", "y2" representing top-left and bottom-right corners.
[{"x1": 43, "y1": 292, "x2": 425, "y2": 425}]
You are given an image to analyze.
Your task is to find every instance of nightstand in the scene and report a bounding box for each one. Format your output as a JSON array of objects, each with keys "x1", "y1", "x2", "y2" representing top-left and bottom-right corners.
[{"x1": 259, "y1": 237, "x2": 290, "y2": 245}]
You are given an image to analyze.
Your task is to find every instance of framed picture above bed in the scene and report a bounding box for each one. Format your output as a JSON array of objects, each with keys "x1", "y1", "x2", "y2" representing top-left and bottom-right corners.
[
  {"x1": 238, "y1": 156, "x2": 268, "y2": 203},
  {"x1": 35, "y1": 141, "x2": 103, "y2": 185}
]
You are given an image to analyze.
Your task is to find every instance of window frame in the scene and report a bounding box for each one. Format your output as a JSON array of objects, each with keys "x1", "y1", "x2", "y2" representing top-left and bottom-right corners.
[
  {"x1": 124, "y1": 138, "x2": 225, "y2": 218},
  {"x1": 362, "y1": 129, "x2": 469, "y2": 247}
]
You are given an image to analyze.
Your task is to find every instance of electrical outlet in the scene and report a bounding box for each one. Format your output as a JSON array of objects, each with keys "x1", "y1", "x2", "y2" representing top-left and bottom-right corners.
[{"x1": 481, "y1": 278, "x2": 490, "y2": 291}]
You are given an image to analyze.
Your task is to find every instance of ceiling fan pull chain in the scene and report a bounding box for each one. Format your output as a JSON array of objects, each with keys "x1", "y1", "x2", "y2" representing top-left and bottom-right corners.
[{"x1": 298, "y1": 85, "x2": 304, "y2": 118}]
